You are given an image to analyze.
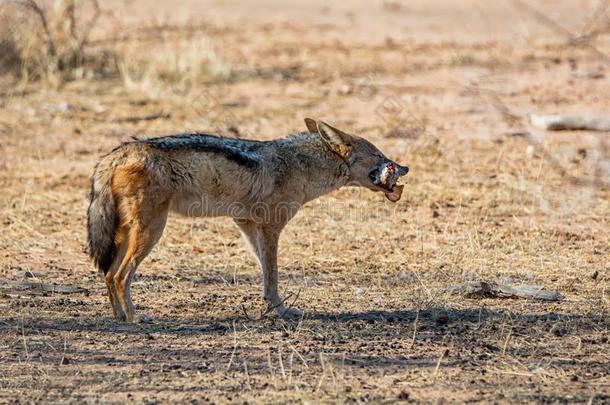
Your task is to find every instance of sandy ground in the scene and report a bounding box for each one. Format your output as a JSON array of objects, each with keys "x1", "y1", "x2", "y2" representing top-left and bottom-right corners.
[{"x1": 0, "y1": 0, "x2": 609, "y2": 403}]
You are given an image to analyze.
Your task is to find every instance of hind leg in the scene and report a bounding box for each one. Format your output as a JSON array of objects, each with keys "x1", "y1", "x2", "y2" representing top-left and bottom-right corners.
[
  {"x1": 114, "y1": 209, "x2": 168, "y2": 322},
  {"x1": 104, "y1": 232, "x2": 129, "y2": 321},
  {"x1": 105, "y1": 275, "x2": 124, "y2": 321}
]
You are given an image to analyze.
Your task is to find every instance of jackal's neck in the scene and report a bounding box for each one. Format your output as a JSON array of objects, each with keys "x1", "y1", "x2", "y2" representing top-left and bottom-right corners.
[{"x1": 274, "y1": 133, "x2": 350, "y2": 203}]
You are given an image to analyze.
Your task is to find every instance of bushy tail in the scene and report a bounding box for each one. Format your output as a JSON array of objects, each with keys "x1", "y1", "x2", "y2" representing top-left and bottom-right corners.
[{"x1": 87, "y1": 162, "x2": 118, "y2": 275}]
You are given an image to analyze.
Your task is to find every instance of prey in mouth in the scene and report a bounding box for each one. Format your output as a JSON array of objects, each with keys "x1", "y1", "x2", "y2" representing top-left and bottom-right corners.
[{"x1": 369, "y1": 161, "x2": 409, "y2": 202}]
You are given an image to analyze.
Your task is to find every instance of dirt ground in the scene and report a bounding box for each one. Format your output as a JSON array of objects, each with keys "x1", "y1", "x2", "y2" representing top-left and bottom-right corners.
[{"x1": 1, "y1": 0, "x2": 609, "y2": 403}]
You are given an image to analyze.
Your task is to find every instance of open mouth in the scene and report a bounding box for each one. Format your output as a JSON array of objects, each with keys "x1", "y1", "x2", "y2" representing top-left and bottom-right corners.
[
  {"x1": 372, "y1": 162, "x2": 406, "y2": 202},
  {"x1": 377, "y1": 182, "x2": 398, "y2": 193},
  {"x1": 379, "y1": 183, "x2": 404, "y2": 202}
]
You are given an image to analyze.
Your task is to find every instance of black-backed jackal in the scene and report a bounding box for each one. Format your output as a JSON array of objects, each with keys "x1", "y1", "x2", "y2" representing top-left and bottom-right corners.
[{"x1": 87, "y1": 119, "x2": 409, "y2": 321}]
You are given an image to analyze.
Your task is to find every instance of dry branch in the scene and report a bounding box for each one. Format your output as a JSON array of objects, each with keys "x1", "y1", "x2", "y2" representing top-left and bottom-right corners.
[
  {"x1": 512, "y1": 0, "x2": 610, "y2": 61},
  {"x1": 0, "y1": 279, "x2": 88, "y2": 294},
  {"x1": 467, "y1": 85, "x2": 610, "y2": 189},
  {"x1": 240, "y1": 288, "x2": 302, "y2": 321},
  {"x1": 76, "y1": 0, "x2": 100, "y2": 51},
  {"x1": 531, "y1": 114, "x2": 610, "y2": 131},
  {"x1": 13, "y1": 0, "x2": 58, "y2": 59},
  {"x1": 3, "y1": 0, "x2": 106, "y2": 81},
  {"x1": 450, "y1": 280, "x2": 562, "y2": 301}
]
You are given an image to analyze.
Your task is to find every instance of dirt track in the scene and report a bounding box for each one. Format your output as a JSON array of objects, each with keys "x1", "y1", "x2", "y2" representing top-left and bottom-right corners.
[{"x1": 0, "y1": 1, "x2": 609, "y2": 403}]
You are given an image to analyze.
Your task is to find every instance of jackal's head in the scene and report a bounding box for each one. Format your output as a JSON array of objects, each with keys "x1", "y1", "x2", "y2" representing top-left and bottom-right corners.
[{"x1": 305, "y1": 118, "x2": 409, "y2": 202}]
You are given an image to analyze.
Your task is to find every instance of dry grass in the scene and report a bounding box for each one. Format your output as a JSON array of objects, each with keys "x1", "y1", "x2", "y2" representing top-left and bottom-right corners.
[
  {"x1": 0, "y1": 0, "x2": 103, "y2": 84},
  {"x1": 118, "y1": 36, "x2": 232, "y2": 96},
  {"x1": 0, "y1": 1, "x2": 609, "y2": 403},
  {"x1": 0, "y1": 0, "x2": 230, "y2": 91}
]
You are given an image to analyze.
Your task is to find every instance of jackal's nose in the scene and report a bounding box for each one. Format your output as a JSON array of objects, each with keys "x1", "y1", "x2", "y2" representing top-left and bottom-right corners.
[{"x1": 397, "y1": 164, "x2": 409, "y2": 176}]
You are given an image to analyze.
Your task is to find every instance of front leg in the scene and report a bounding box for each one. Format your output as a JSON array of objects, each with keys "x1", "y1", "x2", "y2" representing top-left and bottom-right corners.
[
  {"x1": 235, "y1": 220, "x2": 302, "y2": 318},
  {"x1": 258, "y1": 226, "x2": 303, "y2": 318}
]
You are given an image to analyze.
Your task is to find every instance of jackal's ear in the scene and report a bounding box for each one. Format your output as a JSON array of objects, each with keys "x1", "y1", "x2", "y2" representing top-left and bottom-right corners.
[
  {"x1": 304, "y1": 118, "x2": 318, "y2": 134},
  {"x1": 305, "y1": 118, "x2": 352, "y2": 160}
]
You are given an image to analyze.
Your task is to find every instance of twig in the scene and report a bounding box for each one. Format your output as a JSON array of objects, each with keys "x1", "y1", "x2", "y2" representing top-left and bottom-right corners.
[
  {"x1": 240, "y1": 289, "x2": 301, "y2": 321},
  {"x1": 491, "y1": 369, "x2": 535, "y2": 377},
  {"x1": 243, "y1": 360, "x2": 252, "y2": 390},
  {"x1": 289, "y1": 344, "x2": 308, "y2": 368},
  {"x1": 512, "y1": 0, "x2": 575, "y2": 40},
  {"x1": 512, "y1": 0, "x2": 610, "y2": 61},
  {"x1": 13, "y1": 0, "x2": 57, "y2": 59},
  {"x1": 287, "y1": 352, "x2": 294, "y2": 385},
  {"x1": 278, "y1": 348, "x2": 286, "y2": 381},
  {"x1": 410, "y1": 307, "x2": 420, "y2": 348},
  {"x1": 315, "y1": 352, "x2": 326, "y2": 392},
  {"x1": 432, "y1": 348, "x2": 448, "y2": 376},
  {"x1": 226, "y1": 320, "x2": 238, "y2": 371},
  {"x1": 502, "y1": 329, "x2": 513, "y2": 355},
  {"x1": 115, "y1": 112, "x2": 171, "y2": 123},
  {"x1": 240, "y1": 304, "x2": 255, "y2": 321},
  {"x1": 76, "y1": 0, "x2": 100, "y2": 51},
  {"x1": 21, "y1": 321, "x2": 29, "y2": 361},
  {"x1": 59, "y1": 336, "x2": 67, "y2": 366},
  {"x1": 287, "y1": 287, "x2": 303, "y2": 312}
]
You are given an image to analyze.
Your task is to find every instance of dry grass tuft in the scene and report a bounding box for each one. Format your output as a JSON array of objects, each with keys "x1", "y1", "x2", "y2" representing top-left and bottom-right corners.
[
  {"x1": 117, "y1": 37, "x2": 231, "y2": 96},
  {"x1": 0, "y1": 0, "x2": 104, "y2": 85},
  {"x1": 0, "y1": 1, "x2": 230, "y2": 90}
]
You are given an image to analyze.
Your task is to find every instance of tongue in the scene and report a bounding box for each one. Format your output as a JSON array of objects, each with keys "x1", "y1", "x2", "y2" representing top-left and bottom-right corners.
[{"x1": 384, "y1": 184, "x2": 404, "y2": 202}]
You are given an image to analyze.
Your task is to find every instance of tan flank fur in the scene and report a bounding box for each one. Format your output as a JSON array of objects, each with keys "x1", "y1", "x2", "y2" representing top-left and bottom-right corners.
[{"x1": 87, "y1": 119, "x2": 409, "y2": 322}]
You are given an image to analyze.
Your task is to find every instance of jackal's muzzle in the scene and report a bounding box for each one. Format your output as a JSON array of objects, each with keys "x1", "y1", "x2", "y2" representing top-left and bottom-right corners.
[{"x1": 369, "y1": 161, "x2": 409, "y2": 202}]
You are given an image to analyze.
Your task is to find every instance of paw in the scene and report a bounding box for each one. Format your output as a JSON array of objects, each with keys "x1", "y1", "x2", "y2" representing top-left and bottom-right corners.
[{"x1": 112, "y1": 311, "x2": 127, "y2": 323}]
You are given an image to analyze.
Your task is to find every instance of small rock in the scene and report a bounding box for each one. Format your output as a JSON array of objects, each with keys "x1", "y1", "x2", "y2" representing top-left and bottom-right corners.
[
  {"x1": 338, "y1": 84, "x2": 352, "y2": 95},
  {"x1": 354, "y1": 288, "x2": 365, "y2": 297},
  {"x1": 139, "y1": 314, "x2": 154, "y2": 324}
]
